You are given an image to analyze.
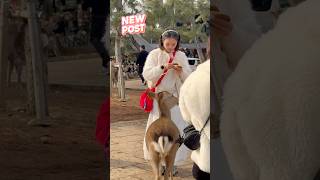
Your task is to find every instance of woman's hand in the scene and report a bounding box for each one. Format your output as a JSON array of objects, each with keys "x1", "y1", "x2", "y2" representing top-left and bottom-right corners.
[
  {"x1": 212, "y1": 5, "x2": 233, "y2": 38},
  {"x1": 165, "y1": 63, "x2": 183, "y2": 75},
  {"x1": 173, "y1": 64, "x2": 183, "y2": 75},
  {"x1": 165, "y1": 63, "x2": 175, "y2": 70}
]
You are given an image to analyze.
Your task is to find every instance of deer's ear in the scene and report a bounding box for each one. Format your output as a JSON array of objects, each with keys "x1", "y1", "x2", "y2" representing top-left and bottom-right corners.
[{"x1": 147, "y1": 91, "x2": 157, "y2": 99}]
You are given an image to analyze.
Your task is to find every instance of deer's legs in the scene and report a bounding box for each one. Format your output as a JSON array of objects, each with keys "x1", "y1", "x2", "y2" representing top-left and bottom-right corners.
[
  {"x1": 7, "y1": 59, "x2": 14, "y2": 87},
  {"x1": 165, "y1": 144, "x2": 179, "y2": 180},
  {"x1": 150, "y1": 148, "x2": 161, "y2": 180},
  {"x1": 16, "y1": 63, "x2": 23, "y2": 84}
]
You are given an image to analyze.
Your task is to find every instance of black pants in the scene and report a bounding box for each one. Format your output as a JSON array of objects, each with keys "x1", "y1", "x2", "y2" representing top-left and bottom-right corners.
[
  {"x1": 105, "y1": 136, "x2": 110, "y2": 180},
  {"x1": 315, "y1": 169, "x2": 320, "y2": 180},
  {"x1": 192, "y1": 163, "x2": 210, "y2": 180},
  {"x1": 138, "y1": 65, "x2": 145, "y2": 83},
  {"x1": 90, "y1": 17, "x2": 109, "y2": 68}
]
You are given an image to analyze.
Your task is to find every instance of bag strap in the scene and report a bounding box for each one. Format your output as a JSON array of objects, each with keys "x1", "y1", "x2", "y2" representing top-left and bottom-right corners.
[
  {"x1": 199, "y1": 113, "x2": 211, "y2": 134},
  {"x1": 154, "y1": 51, "x2": 176, "y2": 88}
]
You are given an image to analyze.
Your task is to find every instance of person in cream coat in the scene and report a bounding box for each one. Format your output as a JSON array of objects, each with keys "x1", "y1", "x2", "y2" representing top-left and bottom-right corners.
[
  {"x1": 179, "y1": 60, "x2": 210, "y2": 179},
  {"x1": 142, "y1": 30, "x2": 192, "y2": 174}
]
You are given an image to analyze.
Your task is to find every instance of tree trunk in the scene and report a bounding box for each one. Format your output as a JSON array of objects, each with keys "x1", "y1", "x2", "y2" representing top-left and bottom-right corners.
[
  {"x1": 115, "y1": 0, "x2": 126, "y2": 101},
  {"x1": 115, "y1": 33, "x2": 126, "y2": 101},
  {"x1": 42, "y1": 0, "x2": 54, "y2": 17},
  {"x1": 105, "y1": 10, "x2": 110, "y2": 94},
  {"x1": 195, "y1": 37, "x2": 206, "y2": 63},
  {"x1": 25, "y1": 25, "x2": 36, "y2": 115},
  {"x1": 26, "y1": 0, "x2": 49, "y2": 122},
  {"x1": 0, "y1": 0, "x2": 9, "y2": 111},
  {"x1": 42, "y1": 38, "x2": 49, "y2": 116}
]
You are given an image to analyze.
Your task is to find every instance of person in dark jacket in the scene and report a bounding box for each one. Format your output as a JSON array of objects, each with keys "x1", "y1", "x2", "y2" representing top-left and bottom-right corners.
[
  {"x1": 136, "y1": 45, "x2": 148, "y2": 85},
  {"x1": 81, "y1": 0, "x2": 109, "y2": 69}
]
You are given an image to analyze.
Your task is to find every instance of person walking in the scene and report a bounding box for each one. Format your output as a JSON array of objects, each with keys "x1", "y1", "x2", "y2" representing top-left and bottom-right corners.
[
  {"x1": 136, "y1": 45, "x2": 148, "y2": 85},
  {"x1": 80, "y1": 0, "x2": 109, "y2": 69}
]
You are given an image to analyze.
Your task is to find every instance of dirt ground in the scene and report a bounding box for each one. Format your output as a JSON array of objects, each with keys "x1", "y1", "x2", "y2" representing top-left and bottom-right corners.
[
  {"x1": 0, "y1": 86, "x2": 148, "y2": 180},
  {"x1": 110, "y1": 89, "x2": 148, "y2": 123},
  {"x1": 0, "y1": 85, "x2": 107, "y2": 180}
]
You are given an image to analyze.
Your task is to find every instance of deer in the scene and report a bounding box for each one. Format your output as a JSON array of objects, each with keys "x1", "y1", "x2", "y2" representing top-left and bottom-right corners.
[
  {"x1": 145, "y1": 91, "x2": 182, "y2": 180},
  {"x1": 7, "y1": 17, "x2": 28, "y2": 87},
  {"x1": 111, "y1": 59, "x2": 118, "y2": 88}
]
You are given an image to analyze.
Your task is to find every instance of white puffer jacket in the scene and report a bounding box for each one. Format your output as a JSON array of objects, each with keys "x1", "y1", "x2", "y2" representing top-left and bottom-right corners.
[
  {"x1": 221, "y1": 0, "x2": 320, "y2": 179},
  {"x1": 179, "y1": 60, "x2": 210, "y2": 173}
]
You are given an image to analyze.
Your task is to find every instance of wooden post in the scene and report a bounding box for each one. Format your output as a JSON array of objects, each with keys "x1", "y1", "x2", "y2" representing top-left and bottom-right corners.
[
  {"x1": 26, "y1": 0, "x2": 49, "y2": 125},
  {"x1": 0, "y1": 0, "x2": 9, "y2": 111}
]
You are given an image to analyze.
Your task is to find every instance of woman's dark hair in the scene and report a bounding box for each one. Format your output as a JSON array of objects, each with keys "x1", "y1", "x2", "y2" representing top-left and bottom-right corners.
[{"x1": 159, "y1": 30, "x2": 181, "y2": 51}]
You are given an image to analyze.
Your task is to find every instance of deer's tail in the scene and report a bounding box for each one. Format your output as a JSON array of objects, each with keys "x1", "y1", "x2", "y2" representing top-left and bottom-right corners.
[{"x1": 152, "y1": 136, "x2": 173, "y2": 155}]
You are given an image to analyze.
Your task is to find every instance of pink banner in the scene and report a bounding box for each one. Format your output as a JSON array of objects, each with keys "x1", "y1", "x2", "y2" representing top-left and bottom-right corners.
[{"x1": 121, "y1": 14, "x2": 147, "y2": 36}]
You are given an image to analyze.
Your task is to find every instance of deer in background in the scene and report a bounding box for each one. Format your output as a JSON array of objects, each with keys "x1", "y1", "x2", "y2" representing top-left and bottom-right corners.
[
  {"x1": 145, "y1": 91, "x2": 181, "y2": 180},
  {"x1": 7, "y1": 15, "x2": 51, "y2": 87},
  {"x1": 7, "y1": 17, "x2": 28, "y2": 87}
]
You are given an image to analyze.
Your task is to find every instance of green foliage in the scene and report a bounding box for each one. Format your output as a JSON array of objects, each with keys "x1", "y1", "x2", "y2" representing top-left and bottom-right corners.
[{"x1": 110, "y1": 0, "x2": 209, "y2": 55}]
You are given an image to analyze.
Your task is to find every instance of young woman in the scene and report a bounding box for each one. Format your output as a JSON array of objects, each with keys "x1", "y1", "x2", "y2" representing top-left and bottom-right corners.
[{"x1": 142, "y1": 30, "x2": 192, "y2": 175}]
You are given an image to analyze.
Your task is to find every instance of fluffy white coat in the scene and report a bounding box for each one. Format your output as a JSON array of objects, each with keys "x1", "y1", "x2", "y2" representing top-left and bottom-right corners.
[
  {"x1": 221, "y1": 0, "x2": 320, "y2": 179},
  {"x1": 142, "y1": 48, "x2": 192, "y2": 165},
  {"x1": 179, "y1": 60, "x2": 211, "y2": 173}
]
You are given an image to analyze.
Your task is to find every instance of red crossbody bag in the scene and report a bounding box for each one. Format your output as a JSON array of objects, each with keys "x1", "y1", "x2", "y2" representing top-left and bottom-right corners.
[{"x1": 139, "y1": 51, "x2": 176, "y2": 112}]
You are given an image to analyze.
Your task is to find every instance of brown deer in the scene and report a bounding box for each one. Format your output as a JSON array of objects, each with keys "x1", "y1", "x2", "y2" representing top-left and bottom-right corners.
[
  {"x1": 145, "y1": 91, "x2": 181, "y2": 180},
  {"x1": 7, "y1": 17, "x2": 28, "y2": 86},
  {"x1": 111, "y1": 59, "x2": 118, "y2": 88}
]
